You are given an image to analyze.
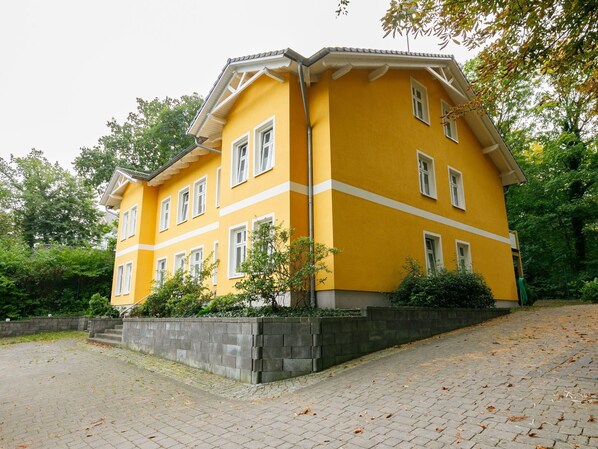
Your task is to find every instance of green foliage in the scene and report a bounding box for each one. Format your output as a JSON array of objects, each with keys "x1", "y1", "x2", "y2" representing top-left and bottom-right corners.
[
  {"x1": 198, "y1": 293, "x2": 247, "y2": 315},
  {"x1": 200, "y1": 306, "x2": 361, "y2": 318},
  {"x1": 74, "y1": 94, "x2": 204, "y2": 193},
  {"x1": 580, "y1": 279, "x2": 598, "y2": 303},
  {"x1": 138, "y1": 255, "x2": 216, "y2": 317},
  {"x1": 0, "y1": 150, "x2": 105, "y2": 248},
  {"x1": 0, "y1": 243, "x2": 114, "y2": 320},
  {"x1": 88, "y1": 293, "x2": 119, "y2": 318},
  {"x1": 390, "y1": 262, "x2": 495, "y2": 309},
  {"x1": 234, "y1": 223, "x2": 338, "y2": 309}
]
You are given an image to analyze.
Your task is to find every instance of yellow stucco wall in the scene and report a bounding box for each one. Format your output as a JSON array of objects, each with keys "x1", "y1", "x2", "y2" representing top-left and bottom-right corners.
[{"x1": 108, "y1": 65, "x2": 518, "y2": 306}]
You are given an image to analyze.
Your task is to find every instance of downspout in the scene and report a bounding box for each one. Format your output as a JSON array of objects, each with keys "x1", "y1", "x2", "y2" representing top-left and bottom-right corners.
[
  {"x1": 194, "y1": 137, "x2": 222, "y2": 154},
  {"x1": 297, "y1": 62, "x2": 317, "y2": 308}
]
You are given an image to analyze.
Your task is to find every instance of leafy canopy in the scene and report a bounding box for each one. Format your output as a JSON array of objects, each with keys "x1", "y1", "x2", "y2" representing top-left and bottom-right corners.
[{"x1": 74, "y1": 94, "x2": 203, "y2": 193}]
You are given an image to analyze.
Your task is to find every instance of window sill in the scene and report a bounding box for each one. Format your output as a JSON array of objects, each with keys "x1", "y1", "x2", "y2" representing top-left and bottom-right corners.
[
  {"x1": 452, "y1": 204, "x2": 466, "y2": 211},
  {"x1": 159, "y1": 227, "x2": 169, "y2": 233},
  {"x1": 176, "y1": 219, "x2": 188, "y2": 225},
  {"x1": 445, "y1": 135, "x2": 459, "y2": 143},
  {"x1": 414, "y1": 115, "x2": 430, "y2": 126},
  {"x1": 228, "y1": 273, "x2": 244, "y2": 280},
  {"x1": 420, "y1": 192, "x2": 438, "y2": 200},
  {"x1": 192, "y1": 211, "x2": 206, "y2": 219},
  {"x1": 254, "y1": 166, "x2": 273, "y2": 178},
  {"x1": 231, "y1": 179, "x2": 248, "y2": 188}
]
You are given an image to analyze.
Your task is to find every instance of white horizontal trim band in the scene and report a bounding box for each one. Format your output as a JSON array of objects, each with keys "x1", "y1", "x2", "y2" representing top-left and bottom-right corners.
[{"x1": 219, "y1": 181, "x2": 306, "y2": 217}]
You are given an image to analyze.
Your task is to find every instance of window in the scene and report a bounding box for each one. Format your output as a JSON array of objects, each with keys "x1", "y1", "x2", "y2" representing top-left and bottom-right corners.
[
  {"x1": 215, "y1": 167, "x2": 221, "y2": 208},
  {"x1": 442, "y1": 101, "x2": 458, "y2": 142},
  {"x1": 456, "y1": 241, "x2": 472, "y2": 271},
  {"x1": 232, "y1": 137, "x2": 249, "y2": 186},
  {"x1": 123, "y1": 262, "x2": 133, "y2": 294},
  {"x1": 417, "y1": 151, "x2": 437, "y2": 198},
  {"x1": 174, "y1": 252, "x2": 186, "y2": 273},
  {"x1": 253, "y1": 215, "x2": 274, "y2": 255},
  {"x1": 255, "y1": 119, "x2": 275, "y2": 175},
  {"x1": 120, "y1": 211, "x2": 129, "y2": 241},
  {"x1": 424, "y1": 233, "x2": 443, "y2": 274},
  {"x1": 128, "y1": 206, "x2": 137, "y2": 237},
  {"x1": 115, "y1": 265, "x2": 124, "y2": 295},
  {"x1": 212, "y1": 241, "x2": 219, "y2": 285},
  {"x1": 156, "y1": 258, "x2": 167, "y2": 286},
  {"x1": 177, "y1": 187, "x2": 190, "y2": 224},
  {"x1": 159, "y1": 197, "x2": 171, "y2": 231},
  {"x1": 193, "y1": 177, "x2": 207, "y2": 217},
  {"x1": 411, "y1": 78, "x2": 430, "y2": 123},
  {"x1": 189, "y1": 248, "x2": 204, "y2": 279},
  {"x1": 229, "y1": 225, "x2": 247, "y2": 277},
  {"x1": 448, "y1": 167, "x2": 465, "y2": 209}
]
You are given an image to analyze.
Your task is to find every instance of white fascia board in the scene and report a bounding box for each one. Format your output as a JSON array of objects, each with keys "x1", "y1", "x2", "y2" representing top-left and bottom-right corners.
[{"x1": 100, "y1": 169, "x2": 139, "y2": 207}]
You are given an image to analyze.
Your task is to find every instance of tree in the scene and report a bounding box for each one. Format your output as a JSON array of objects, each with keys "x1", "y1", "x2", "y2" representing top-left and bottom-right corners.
[
  {"x1": 234, "y1": 223, "x2": 338, "y2": 309},
  {"x1": 74, "y1": 94, "x2": 203, "y2": 193},
  {"x1": 338, "y1": 0, "x2": 598, "y2": 117},
  {"x1": 0, "y1": 149, "x2": 105, "y2": 248}
]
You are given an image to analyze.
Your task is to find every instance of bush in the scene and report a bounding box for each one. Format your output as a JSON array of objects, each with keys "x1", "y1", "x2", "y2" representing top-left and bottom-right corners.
[
  {"x1": 580, "y1": 278, "x2": 598, "y2": 303},
  {"x1": 199, "y1": 305, "x2": 361, "y2": 318},
  {"x1": 390, "y1": 261, "x2": 495, "y2": 309},
  {"x1": 198, "y1": 293, "x2": 247, "y2": 315},
  {"x1": 88, "y1": 293, "x2": 119, "y2": 317},
  {"x1": 138, "y1": 257, "x2": 216, "y2": 317}
]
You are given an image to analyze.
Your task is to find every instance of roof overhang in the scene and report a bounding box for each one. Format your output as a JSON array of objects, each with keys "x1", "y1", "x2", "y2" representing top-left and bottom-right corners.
[
  {"x1": 187, "y1": 47, "x2": 525, "y2": 186},
  {"x1": 100, "y1": 168, "x2": 146, "y2": 209}
]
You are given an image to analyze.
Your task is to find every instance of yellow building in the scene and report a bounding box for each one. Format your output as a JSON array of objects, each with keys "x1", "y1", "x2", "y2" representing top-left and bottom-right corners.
[{"x1": 100, "y1": 48, "x2": 525, "y2": 310}]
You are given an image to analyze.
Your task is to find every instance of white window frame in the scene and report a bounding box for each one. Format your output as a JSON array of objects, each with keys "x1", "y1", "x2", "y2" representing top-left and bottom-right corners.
[
  {"x1": 123, "y1": 262, "x2": 133, "y2": 295},
  {"x1": 215, "y1": 166, "x2": 221, "y2": 208},
  {"x1": 417, "y1": 150, "x2": 437, "y2": 199},
  {"x1": 228, "y1": 223, "x2": 248, "y2": 279},
  {"x1": 456, "y1": 240, "x2": 472, "y2": 271},
  {"x1": 441, "y1": 100, "x2": 458, "y2": 142},
  {"x1": 212, "y1": 241, "x2": 219, "y2": 285},
  {"x1": 173, "y1": 251, "x2": 186, "y2": 273},
  {"x1": 189, "y1": 246, "x2": 204, "y2": 279},
  {"x1": 231, "y1": 134, "x2": 249, "y2": 187},
  {"x1": 177, "y1": 186, "x2": 190, "y2": 224},
  {"x1": 193, "y1": 176, "x2": 207, "y2": 217},
  {"x1": 155, "y1": 257, "x2": 167, "y2": 286},
  {"x1": 423, "y1": 231, "x2": 443, "y2": 274},
  {"x1": 115, "y1": 264, "x2": 124, "y2": 296},
  {"x1": 252, "y1": 213, "x2": 275, "y2": 255},
  {"x1": 448, "y1": 166, "x2": 466, "y2": 210},
  {"x1": 120, "y1": 211, "x2": 129, "y2": 241},
  {"x1": 128, "y1": 205, "x2": 137, "y2": 238},
  {"x1": 159, "y1": 197, "x2": 171, "y2": 232},
  {"x1": 254, "y1": 117, "x2": 275, "y2": 176},
  {"x1": 411, "y1": 78, "x2": 430, "y2": 124}
]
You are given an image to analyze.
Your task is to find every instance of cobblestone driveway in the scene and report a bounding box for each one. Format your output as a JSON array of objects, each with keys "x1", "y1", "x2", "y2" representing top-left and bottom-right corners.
[{"x1": 1, "y1": 305, "x2": 596, "y2": 449}]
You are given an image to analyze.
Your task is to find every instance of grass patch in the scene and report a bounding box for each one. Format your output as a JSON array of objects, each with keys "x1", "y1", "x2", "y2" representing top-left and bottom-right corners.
[{"x1": 0, "y1": 331, "x2": 86, "y2": 346}]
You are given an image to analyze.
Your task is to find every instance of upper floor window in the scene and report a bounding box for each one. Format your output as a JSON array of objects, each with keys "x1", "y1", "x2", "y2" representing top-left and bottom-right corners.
[
  {"x1": 411, "y1": 79, "x2": 430, "y2": 124},
  {"x1": 193, "y1": 177, "x2": 207, "y2": 217},
  {"x1": 448, "y1": 167, "x2": 466, "y2": 209},
  {"x1": 424, "y1": 233, "x2": 443, "y2": 274},
  {"x1": 156, "y1": 258, "x2": 167, "y2": 286},
  {"x1": 120, "y1": 211, "x2": 129, "y2": 241},
  {"x1": 255, "y1": 119, "x2": 275, "y2": 176},
  {"x1": 229, "y1": 225, "x2": 247, "y2": 278},
  {"x1": 177, "y1": 187, "x2": 190, "y2": 224},
  {"x1": 189, "y1": 248, "x2": 204, "y2": 279},
  {"x1": 232, "y1": 136, "x2": 249, "y2": 187},
  {"x1": 159, "y1": 197, "x2": 171, "y2": 231},
  {"x1": 128, "y1": 206, "x2": 137, "y2": 237},
  {"x1": 442, "y1": 101, "x2": 458, "y2": 142},
  {"x1": 417, "y1": 151, "x2": 437, "y2": 199},
  {"x1": 456, "y1": 241, "x2": 472, "y2": 271},
  {"x1": 215, "y1": 167, "x2": 221, "y2": 208}
]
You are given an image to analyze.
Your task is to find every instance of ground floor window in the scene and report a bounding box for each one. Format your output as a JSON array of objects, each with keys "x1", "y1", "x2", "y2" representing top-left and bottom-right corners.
[{"x1": 424, "y1": 233, "x2": 443, "y2": 274}]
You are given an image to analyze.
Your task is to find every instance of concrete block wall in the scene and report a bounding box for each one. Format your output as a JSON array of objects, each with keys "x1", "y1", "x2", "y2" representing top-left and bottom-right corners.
[
  {"x1": 0, "y1": 317, "x2": 88, "y2": 338},
  {"x1": 121, "y1": 307, "x2": 509, "y2": 384},
  {"x1": 88, "y1": 318, "x2": 123, "y2": 338}
]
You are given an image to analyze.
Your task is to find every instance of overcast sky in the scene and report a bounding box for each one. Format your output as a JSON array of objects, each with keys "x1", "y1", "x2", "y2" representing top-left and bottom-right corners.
[{"x1": 0, "y1": 0, "x2": 475, "y2": 170}]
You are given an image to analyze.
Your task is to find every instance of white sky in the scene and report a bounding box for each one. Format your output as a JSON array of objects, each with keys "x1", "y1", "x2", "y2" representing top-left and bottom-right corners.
[{"x1": 0, "y1": 0, "x2": 475, "y2": 170}]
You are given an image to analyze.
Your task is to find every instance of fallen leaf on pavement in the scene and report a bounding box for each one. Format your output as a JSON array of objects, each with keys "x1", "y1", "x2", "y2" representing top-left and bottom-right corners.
[
  {"x1": 353, "y1": 427, "x2": 364, "y2": 434},
  {"x1": 508, "y1": 416, "x2": 528, "y2": 422},
  {"x1": 296, "y1": 408, "x2": 311, "y2": 416}
]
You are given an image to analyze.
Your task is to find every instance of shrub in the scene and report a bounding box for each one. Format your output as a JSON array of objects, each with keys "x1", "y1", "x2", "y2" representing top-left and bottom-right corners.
[
  {"x1": 390, "y1": 261, "x2": 495, "y2": 309},
  {"x1": 580, "y1": 278, "x2": 598, "y2": 303},
  {"x1": 138, "y1": 256, "x2": 217, "y2": 317},
  {"x1": 88, "y1": 293, "x2": 119, "y2": 317},
  {"x1": 198, "y1": 293, "x2": 247, "y2": 315}
]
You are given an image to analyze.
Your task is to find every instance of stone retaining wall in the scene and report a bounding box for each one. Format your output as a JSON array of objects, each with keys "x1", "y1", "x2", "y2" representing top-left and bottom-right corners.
[
  {"x1": 123, "y1": 307, "x2": 509, "y2": 384},
  {"x1": 0, "y1": 317, "x2": 88, "y2": 338}
]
